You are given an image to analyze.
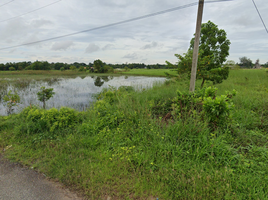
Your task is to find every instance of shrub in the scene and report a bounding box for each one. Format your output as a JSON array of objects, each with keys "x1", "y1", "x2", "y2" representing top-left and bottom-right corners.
[
  {"x1": 37, "y1": 87, "x2": 55, "y2": 109},
  {"x1": 151, "y1": 86, "x2": 237, "y2": 129},
  {"x1": 79, "y1": 66, "x2": 85, "y2": 71},
  {"x1": 69, "y1": 65, "x2": 77, "y2": 70},
  {"x1": 203, "y1": 88, "x2": 237, "y2": 129},
  {"x1": 124, "y1": 66, "x2": 130, "y2": 71},
  {"x1": 3, "y1": 90, "x2": 20, "y2": 115},
  {"x1": 16, "y1": 107, "x2": 82, "y2": 140}
]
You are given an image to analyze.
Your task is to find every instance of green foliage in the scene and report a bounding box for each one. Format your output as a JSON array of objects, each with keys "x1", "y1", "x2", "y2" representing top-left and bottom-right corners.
[
  {"x1": 25, "y1": 61, "x2": 51, "y2": 70},
  {"x1": 152, "y1": 86, "x2": 237, "y2": 129},
  {"x1": 203, "y1": 88, "x2": 237, "y2": 129},
  {"x1": 190, "y1": 21, "x2": 231, "y2": 67},
  {"x1": 60, "y1": 67, "x2": 65, "y2": 71},
  {"x1": 3, "y1": 90, "x2": 20, "y2": 115},
  {"x1": 15, "y1": 106, "x2": 82, "y2": 141},
  {"x1": 124, "y1": 66, "x2": 130, "y2": 71},
  {"x1": 173, "y1": 49, "x2": 230, "y2": 87},
  {"x1": 78, "y1": 66, "x2": 85, "y2": 71},
  {"x1": 69, "y1": 65, "x2": 77, "y2": 70},
  {"x1": 37, "y1": 87, "x2": 55, "y2": 109},
  {"x1": 96, "y1": 86, "x2": 134, "y2": 105},
  {"x1": 239, "y1": 56, "x2": 253, "y2": 68},
  {"x1": 104, "y1": 65, "x2": 114, "y2": 73},
  {"x1": 93, "y1": 59, "x2": 104, "y2": 73},
  {"x1": 167, "y1": 21, "x2": 231, "y2": 87},
  {"x1": 9, "y1": 67, "x2": 15, "y2": 71}
]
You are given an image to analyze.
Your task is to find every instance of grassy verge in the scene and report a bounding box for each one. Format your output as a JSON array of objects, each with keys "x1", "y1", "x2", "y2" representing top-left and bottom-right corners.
[{"x1": 0, "y1": 69, "x2": 268, "y2": 199}]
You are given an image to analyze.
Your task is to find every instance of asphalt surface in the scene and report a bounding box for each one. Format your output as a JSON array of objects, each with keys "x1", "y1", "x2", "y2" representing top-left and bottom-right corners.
[{"x1": 0, "y1": 156, "x2": 82, "y2": 200}]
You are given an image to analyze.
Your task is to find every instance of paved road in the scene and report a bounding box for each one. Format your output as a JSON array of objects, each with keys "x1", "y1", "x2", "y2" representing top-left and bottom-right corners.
[{"x1": 0, "y1": 156, "x2": 82, "y2": 200}]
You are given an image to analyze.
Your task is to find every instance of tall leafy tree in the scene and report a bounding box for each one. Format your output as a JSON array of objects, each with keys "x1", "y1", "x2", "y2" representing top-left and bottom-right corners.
[
  {"x1": 167, "y1": 21, "x2": 231, "y2": 87},
  {"x1": 93, "y1": 59, "x2": 106, "y2": 73},
  {"x1": 239, "y1": 57, "x2": 253, "y2": 68}
]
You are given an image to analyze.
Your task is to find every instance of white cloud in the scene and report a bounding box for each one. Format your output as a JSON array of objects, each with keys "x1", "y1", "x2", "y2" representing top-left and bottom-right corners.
[
  {"x1": 85, "y1": 43, "x2": 100, "y2": 53},
  {"x1": 141, "y1": 41, "x2": 158, "y2": 50},
  {"x1": 31, "y1": 19, "x2": 53, "y2": 28},
  {"x1": 51, "y1": 41, "x2": 74, "y2": 51},
  {"x1": 123, "y1": 53, "x2": 139, "y2": 60},
  {"x1": 0, "y1": 0, "x2": 267, "y2": 64},
  {"x1": 102, "y1": 44, "x2": 114, "y2": 50}
]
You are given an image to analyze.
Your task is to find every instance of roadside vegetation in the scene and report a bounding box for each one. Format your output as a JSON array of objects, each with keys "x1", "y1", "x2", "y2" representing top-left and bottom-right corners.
[{"x1": 1, "y1": 69, "x2": 268, "y2": 199}]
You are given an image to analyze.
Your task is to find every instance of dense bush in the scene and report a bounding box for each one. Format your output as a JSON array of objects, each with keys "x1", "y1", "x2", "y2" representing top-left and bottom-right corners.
[
  {"x1": 15, "y1": 106, "x2": 82, "y2": 141},
  {"x1": 3, "y1": 90, "x2": 20, "y2": 115},
  {"x1": 151, "y1": 86, "x2": 237, "y2": 130}
]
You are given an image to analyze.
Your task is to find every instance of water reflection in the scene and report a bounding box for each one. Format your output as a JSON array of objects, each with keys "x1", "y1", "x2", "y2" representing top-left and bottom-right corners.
[
  {"x1": 94, "y1": 77, "x2": 104, "y2": 87},
  {"x1": 44, "y1": 78, "x2": 61, "y2": 86},
  {"x1": 0, "y1": 75, "x2": 166, "y2": 116}
]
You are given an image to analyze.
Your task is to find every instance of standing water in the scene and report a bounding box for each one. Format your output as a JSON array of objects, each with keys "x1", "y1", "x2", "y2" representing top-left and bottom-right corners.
[{"x1": 0, "y1": 76, "x2": 166, "y2": 116}]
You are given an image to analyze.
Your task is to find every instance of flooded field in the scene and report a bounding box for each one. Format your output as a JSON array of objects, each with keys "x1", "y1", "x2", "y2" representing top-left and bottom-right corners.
[{"x1": 0, "y1": 75, "x2": 166, "y2": 116}]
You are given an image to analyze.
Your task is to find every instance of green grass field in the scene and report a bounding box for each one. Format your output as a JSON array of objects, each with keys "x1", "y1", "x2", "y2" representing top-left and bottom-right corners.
[
  {"x1": 0, "y1": 69, "x2": 268, "y2": 199},
  {"x1": 115, "y1": 68, "x2": 178, "y2": 77}
]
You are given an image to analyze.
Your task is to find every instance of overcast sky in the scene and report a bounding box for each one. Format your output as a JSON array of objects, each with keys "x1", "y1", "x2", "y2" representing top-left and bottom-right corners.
[{"x1": 0, "y1": 0, "x2": 267, "y2": 65}]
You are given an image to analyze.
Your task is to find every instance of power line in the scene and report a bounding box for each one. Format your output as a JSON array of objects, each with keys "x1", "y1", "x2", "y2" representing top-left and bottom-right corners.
[
  {"x1": 0, "y1": 0, "x2": 233, "y2": 51},
  {"x1": 252, "y1": 0, "x2": 268, "y2": 34},
  {"x1": 0, "y1": 0, "x2": 15, "y2": 8},
  {"x1": 0, "y1": 0, "x2": 62, "y2": 23}
]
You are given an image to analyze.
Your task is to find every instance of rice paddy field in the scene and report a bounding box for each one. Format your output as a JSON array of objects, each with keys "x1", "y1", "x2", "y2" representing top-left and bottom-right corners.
[{"x1": 0, "y1": 74, "x2": 166, "y2": 116}]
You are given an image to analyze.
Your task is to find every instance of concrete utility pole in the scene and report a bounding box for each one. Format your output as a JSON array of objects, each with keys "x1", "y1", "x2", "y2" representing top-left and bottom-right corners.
[{"x1": 189, "y1": 0, "x2": 204, "y2": 92}]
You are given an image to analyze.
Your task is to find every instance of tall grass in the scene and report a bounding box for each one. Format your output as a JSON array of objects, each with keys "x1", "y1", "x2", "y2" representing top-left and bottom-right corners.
[{"x1": 0, "y1": 69, "x2": 268, "y2": 199}]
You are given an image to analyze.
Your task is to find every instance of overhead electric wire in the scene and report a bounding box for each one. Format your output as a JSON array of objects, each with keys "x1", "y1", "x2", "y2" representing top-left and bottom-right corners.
[
  {"x1": 0, "y1": 0, "x2": 15, "y2": 8},
  {"x1": 0, "y1": 0, "x2": 233, "y2": 51},
  {"x1": 0, "y1": 0, "x2": 62, "y2": 23},
  {"x1": 252, "y1": 0, "x2": 268, "y2": 34}
]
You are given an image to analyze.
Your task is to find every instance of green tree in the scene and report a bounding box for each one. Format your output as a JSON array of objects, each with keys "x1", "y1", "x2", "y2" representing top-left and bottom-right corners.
[
  {"x1": 37, "y1": 87, "x2": 55, "y2": 109},
  {"x1": 239, "y1": 57, "x2": 253, "y2": 68},
  {"x1": 79, "y1": 66, "x2": 85, "y2": 71},
  {"x1": 29, "y1": 61, "x2": 51, "y2": 70},
  {"x1": 263, "y1": 62, "x2": 268, "y2": 68},
  {"x1": 124, "y1": 66, "x2": 130, "y2": 71},
  {"x1": 167, "y1": 21, "x2": 231, "y2": 88},
  {"x1": 69, "y1": 65, "x2": 77, "y2": 70},
  {"x1": 3, "y1": 90, "x2": 20, "y2": 115},
  {"x1": 93, "y1": 59, "x2": 104, "y2": 73}
]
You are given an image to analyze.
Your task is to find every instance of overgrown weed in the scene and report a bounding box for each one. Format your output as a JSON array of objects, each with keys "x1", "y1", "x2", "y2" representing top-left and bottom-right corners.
[{"x1": 0, "y1": 69, "x2": 268, "y2": 199}]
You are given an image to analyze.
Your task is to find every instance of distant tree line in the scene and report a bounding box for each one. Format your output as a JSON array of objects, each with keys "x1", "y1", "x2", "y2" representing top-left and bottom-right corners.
[
  {"x1": 237, "y1": 57, "x2": 268, "y2": 68},
  {"x1": 0, "y1": 60, "x2": 167, "y2": 71}
]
